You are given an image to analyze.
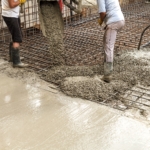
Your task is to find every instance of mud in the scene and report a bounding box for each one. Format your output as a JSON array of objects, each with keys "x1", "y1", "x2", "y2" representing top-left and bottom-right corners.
[
  {"x1": 39, "y1": 1, "x2": 65, "y2": 66},
  {"x1": 43, "y1": 48, "x2": 150, "y2": 103}
]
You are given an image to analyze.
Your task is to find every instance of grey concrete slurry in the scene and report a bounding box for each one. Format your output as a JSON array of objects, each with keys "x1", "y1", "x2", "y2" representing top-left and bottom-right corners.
[{"x1": 0, "y1": 74, "x2": 150, "y2": 150}]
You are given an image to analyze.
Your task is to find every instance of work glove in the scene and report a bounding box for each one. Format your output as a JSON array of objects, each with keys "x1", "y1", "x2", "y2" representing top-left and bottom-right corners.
[
  {"x1": 98, "y1": 18, "x2": 103, "y2": 26},
  {"x1": 20, "y1": 0, "x2": 26, "y2": 4}
]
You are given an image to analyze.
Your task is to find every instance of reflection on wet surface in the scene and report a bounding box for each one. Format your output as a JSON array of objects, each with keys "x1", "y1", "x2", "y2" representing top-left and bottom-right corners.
[{"x1": 0, "y1": 74, "x2": 150, "y2": 150}]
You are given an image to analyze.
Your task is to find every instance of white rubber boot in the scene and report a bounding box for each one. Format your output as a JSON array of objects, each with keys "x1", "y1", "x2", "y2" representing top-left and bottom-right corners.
[{"x1": 102, "y1": 62, "x2": 113, "y2": 83}]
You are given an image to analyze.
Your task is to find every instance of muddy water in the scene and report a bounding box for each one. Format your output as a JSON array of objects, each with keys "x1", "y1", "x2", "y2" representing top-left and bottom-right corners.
[{"x1": 0, "y1": 74, "x2": 150, "y2": 150}]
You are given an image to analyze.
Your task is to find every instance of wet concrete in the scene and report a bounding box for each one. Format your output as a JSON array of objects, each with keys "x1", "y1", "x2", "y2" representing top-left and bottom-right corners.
[
  {"x1": 39, "y1": 1, "x2": 65, "y2": 66},
  {"x1": 0, "y1": 74, "x2": 150, "y2": 150},
  {"x1": 44, "y1": 48, "x2": 150, "y2": 106}
]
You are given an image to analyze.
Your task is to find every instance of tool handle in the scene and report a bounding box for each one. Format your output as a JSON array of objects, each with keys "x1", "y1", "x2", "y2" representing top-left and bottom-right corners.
[{"x1": 20, "y1": 4, "x2": 24, "y2": 13}]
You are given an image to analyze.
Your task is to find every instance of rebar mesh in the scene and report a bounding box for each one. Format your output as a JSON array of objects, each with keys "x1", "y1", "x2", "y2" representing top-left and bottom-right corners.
[
  {"x1": 0, "y1": 0, "x2": 150, "y2": 111},
  {"x1": 96, "y1": 86, "x2": 150, "y2": 111},
  {"x1": 0, "y1": 0, "x2": 150, "y2": 68}
]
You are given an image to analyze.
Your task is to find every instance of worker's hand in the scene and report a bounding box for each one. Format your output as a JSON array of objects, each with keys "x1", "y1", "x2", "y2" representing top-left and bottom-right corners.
[
  {"x1": 98, "y1": 18, "x2": 103, "y2": 26},
  {"x1": 20, "y1": 0, "x2": 26, "y2": 4}
]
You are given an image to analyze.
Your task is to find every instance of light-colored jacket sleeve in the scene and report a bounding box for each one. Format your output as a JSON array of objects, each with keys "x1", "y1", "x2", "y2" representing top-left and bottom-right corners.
[{"x1": 97, "y1": 0, "x2": 106, "y2": 13}]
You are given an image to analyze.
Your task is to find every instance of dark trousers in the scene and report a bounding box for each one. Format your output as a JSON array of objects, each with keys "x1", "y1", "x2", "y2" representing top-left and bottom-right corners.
[{"x1": 2, "y1": 16, "x2": 22, "y2": 43}]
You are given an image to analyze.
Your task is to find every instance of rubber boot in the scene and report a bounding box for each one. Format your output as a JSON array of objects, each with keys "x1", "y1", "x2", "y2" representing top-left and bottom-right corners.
[
  {"x1": 12, "y1": 47, "x2": 28, "y2": 68},
  {"x1": 9, "y1": 42, "x2": 24, "y2": 62},
  {"x1": 102, "y1": 62, "x2": 113, "y2": 83},
  {"x1": 9, "y1": 42, "x2": 13, "y2": 62}
]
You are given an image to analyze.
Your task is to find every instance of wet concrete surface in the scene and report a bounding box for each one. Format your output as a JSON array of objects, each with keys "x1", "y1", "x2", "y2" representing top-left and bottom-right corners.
[{"x1": 0, "y1": 74, "x2": 150, "y2": 150}]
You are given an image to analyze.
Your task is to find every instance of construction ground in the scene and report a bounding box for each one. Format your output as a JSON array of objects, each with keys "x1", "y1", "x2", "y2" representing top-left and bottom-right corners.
[{"x1": 0, "y1": 0, "x2": 150, "y2": 149}]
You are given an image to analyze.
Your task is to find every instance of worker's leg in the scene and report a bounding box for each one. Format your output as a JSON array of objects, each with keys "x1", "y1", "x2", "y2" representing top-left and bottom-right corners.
[
  {"x1": 104, "y1": 21, "x2": 125, "y2": 62},
  {"x1": 8, "y1": 34, "x2": 22, "y2": 61},
  {"x1": 9, "y1": 42, "x2": 13, "y2": 62},
  {"x1": 2, "y1": 16, "x2": 28, "y2": 68},
  {"x1": 103, "y1": 20, "x2": 125, "y2": 82}
]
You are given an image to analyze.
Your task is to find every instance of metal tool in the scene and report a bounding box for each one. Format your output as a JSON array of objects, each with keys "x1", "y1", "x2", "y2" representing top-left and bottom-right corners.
[{"x1": 20, "y1": 4, "x2": 24, "y2": 13}]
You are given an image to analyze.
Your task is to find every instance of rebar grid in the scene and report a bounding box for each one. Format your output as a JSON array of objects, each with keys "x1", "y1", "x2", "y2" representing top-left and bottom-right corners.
[
  {"x1": 97, "y1": 86, "x2": 150, "y2": 111},
  {"x1": 122, "y1": 87, "x2": 150, "y2": 110},
  {"x1": 0, "y1": 0, "x2": 150, "y2": 111}
]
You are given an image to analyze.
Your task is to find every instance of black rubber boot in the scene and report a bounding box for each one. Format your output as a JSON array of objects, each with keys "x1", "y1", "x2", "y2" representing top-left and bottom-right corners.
[
  {"x1": 9, "y1": 42, "x2": 24, "y2": 62},
  {"x1": 9, "y1": 42, "x2": 13, "y2": 62},
  {"x1": 12, "y1": 47, "x2": 28, "y2": 68},
  {"x1": 102, "y1": 62, "x2": 113, "y2": 83}
]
